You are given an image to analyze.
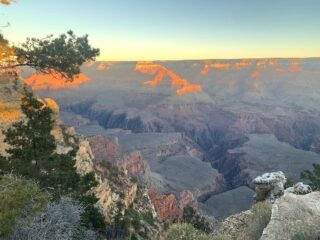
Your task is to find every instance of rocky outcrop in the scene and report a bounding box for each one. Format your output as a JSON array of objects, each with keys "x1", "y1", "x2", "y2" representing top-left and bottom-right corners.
[
  {"x1": 285, "y1": 182, "x2": 312, "y2": 195},
  {"x1": 35, "y1": 97, "x2": 141, "y2": 224},
  {"x1": 148, "y1": 187, "x2": 180, "y2": 222},
  {"x1": 148, "y1": 188, "x2": 199, "y2": 222},
  {"x1": 253, "y1": 171, "x2": 286, "y2": 203},
  {"x1": 0, "y1": 78, "x2": 158, "y2": 229},
  {"x1": 260, "y1": 192, "x2": 320, "y2": 240},
  {"x1": 179, "y1": 191, "x2": 196, "y2": 210},
  {"x1": 87, "y1": 135, "x2": 149, "y2": 177},
  {"x1": 135, "y1": 61, "x2": 202, "y2": 95},
  {"x1": 253, "y1": 171, "x2": 312, "y2": 203},
  {"x1": 23, "y1": 72, "x2": 89, "y2": 90}
]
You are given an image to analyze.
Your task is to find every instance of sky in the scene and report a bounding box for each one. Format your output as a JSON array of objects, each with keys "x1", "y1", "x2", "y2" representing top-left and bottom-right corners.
[{"x1": 1, "y1": 0, "x2": 320, "y2": 61}]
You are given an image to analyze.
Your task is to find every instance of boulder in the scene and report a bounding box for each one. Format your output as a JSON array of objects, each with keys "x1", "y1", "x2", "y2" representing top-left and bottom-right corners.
[
  {"x1": 253, "y1": 171, "x2": 286, "y2": 203},
  {"x1": 285, "y1": 182, "x2": 312, "y2": 195},
  {"x1": 260, "y1": 192, "x2": 320, "y2": 240}
]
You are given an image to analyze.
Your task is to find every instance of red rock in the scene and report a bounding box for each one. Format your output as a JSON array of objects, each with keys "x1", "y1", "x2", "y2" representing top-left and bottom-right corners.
[
  {"x1": 148, "y1": 187, "x2": 180, "y2": 222},
  {"x1": 87, "y1": 135, "x2": 148, "y2": 176}
]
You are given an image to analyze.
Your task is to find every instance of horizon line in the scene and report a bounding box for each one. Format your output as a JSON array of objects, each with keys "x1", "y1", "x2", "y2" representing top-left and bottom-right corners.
[{"x1": 96, "y1": 56, "x2": 320, "y2": 62}]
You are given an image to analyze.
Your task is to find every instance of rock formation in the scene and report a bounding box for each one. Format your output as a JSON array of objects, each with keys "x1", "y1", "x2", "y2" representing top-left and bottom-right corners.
[
  {"x1": 135, "y1": 61, "x2": 202, "y2": 95},
  {"x1": 260, "y1": 192, "x2": 320, "y2": 240},
  {"x1": 87, "y1": 135, "x2": 149, "y2": 177},
  {"x1": 0, "y1": 77, "x2": 159, "y2": 233},
  {"x1": 253, "y1": 171, "x2": 312, "y2": 203},
  {"x1": 285, "y1": 182, "x2": 312, "y2": 195},
  {"x1": 23, "y1": 72, "x2": 90, "y2": 90},
  {"x1": 148, "y1": 187, "x2": 180, "y2": 222},
  {"x1": 253, "y1": 171, "x2": 287, "y2": 203},
  {"x1": 215, "y1": 172, "x2": 318, "y2": 239}
]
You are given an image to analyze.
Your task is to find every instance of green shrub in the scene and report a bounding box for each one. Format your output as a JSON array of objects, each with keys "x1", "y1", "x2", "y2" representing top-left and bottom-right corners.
[
  {"x1": 301, "y1": 163, "x2": 320, "y2": 190},
  {"x1": 182, "y1": 206, "x2": 215, "y2": 233},
  {"x1": 165, "y1": 223, "x2": 210, "y2": 240},
  {"x1": 112, "y1": 206, "x2": 156, "y2": 240},
  {"x1": 284, "y1": 176, "x2": 295, "y2": 189},
  {"x1": 237, "y1": 202, "x2": 272, "y2": 240},
  {"x1": 164, "y1": 223, "x2": 231, "y2": 240},
  {"x1": 0, "y1": 175, "x2": 47, "y2": 238}
]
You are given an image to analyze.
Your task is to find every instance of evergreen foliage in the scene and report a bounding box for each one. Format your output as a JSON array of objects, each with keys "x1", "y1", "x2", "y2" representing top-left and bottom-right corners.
[
  {"x1": 164, "y1": 223, "x2": 231, "y2": 240},
  {"x1": 2, "y1": 89, "x2": 55, "y2": 178},
  {"x1": 301, "y1": 163, "x2": 320, "y2": 190},
  {"x1": 14, "y1": 31, "x2": 100, "y2": 78},
  {"x1": 182, "y1": 206, "x2": 215, "y2": 233},
  {"x1": 0, "y1": 89, "x2": 105, "y2": 233},
  {"x1": 284, "y1": 176, "x2": 295, "y2": 189},
  {"x1": 0, "y1": 175, "x2": 47, "y2": 238}
]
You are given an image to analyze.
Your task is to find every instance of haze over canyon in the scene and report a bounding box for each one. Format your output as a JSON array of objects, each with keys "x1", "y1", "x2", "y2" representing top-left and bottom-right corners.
[{"x1": 23, "y1": 58, "x2": 320, "y2": 219}]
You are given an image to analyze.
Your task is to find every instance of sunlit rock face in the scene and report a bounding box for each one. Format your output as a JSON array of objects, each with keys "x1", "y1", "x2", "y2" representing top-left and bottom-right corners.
[
  {"x1": 0, "y1": 102, "x2": 20, "y2": 123},
  {"x1": 0, "y1": 77, "x2": 23, "y2": 155},
  {"x1": 23, "y1": 72, "x2": 89, "y2": 90},
  {"x1": 289, "y1": 58, "x2": 302, "y2": 72},
  {"x1": 135, "y1": 61, "x2": 202, "y2": 95}
]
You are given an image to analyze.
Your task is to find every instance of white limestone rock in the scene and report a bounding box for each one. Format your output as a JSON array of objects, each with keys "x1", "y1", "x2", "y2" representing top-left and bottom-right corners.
[
  {"x1": 285, "y1": 182, "x2": 312, "y2": 195},
  {"x1": 260, "y1": 192, "x2": 320, "y2": 240},
  {"x1": 253, "y1": 171, "x2": 286, "y2": 203}
]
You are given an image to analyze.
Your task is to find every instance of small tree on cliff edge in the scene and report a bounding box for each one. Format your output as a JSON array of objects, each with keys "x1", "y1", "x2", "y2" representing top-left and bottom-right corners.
[
  {"x1": 0, "y1": 31, "x2": 99, "y2": 78},
  {"x1": 0, "y1": 0, "x2": 99, "y2": 79},
  {"x1": 3, "y1": 89, "x2": 55, "y2": 178}
]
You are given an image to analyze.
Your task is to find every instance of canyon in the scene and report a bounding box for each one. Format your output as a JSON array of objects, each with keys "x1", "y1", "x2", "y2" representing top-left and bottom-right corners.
[{"x1": 24, "y1": 58, "x2": 320, "y2": 219}]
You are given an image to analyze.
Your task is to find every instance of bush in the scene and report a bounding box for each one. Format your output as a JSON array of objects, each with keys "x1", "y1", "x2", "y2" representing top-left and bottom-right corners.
[
  {"x1": 301, "y1": 163, "x2": 320, "y2": 190},
  {"x1": 165, "y1": 223, "x2": 209, "y2": 240},
  {"x1": 237, "y1": 202, "x2": 272, "y2": 240},
  {"x1": 164, "y1": 223, "x2": 231, "y2": 240},
  {"x1": 284, "y1": 176, "x2": 295, "y2": 189},
  {"x1": 182, "y1": 206, "x2": 215, "y2": 233},
  {"x1": 0, "y1": 175, "x2": 47, "y2": 238},
  {"x1": 10, "y1": 196, "x2": 96, "y2": 240}
]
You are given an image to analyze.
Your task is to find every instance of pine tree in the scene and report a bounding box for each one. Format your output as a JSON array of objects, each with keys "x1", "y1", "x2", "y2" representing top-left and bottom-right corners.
[
  {"x1": 0, "y1": 88, "x2": 105, "y2": 231},
  {"x1": 301, "y1": 163, "x2": 320, "y2": 190},
  {"x1": 3, "y1": 88, "x2": 55, "y2": 178}
]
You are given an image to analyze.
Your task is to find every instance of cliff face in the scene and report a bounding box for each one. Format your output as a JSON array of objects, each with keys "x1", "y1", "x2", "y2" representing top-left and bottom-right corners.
[
  {"x1": 87, "y1": 135, "x2": 149, "y2": 177},
  {"x1": 0, "y1": 77, "x2": 160, "y2": 234},
  {"x1": 86, "y1": 133, "x2": 208, "y2": 221},
  {"x1": 260, "y1": 192, "x2": 320, "y2": 240},
  {"x1": 48, "y1": 101, "x2": 158, "y2": 226}
]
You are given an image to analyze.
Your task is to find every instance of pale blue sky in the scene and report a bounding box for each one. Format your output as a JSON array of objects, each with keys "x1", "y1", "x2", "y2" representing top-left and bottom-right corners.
[{"x1": 1, "y1": 0, "x2": 320, "y2": 60}]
